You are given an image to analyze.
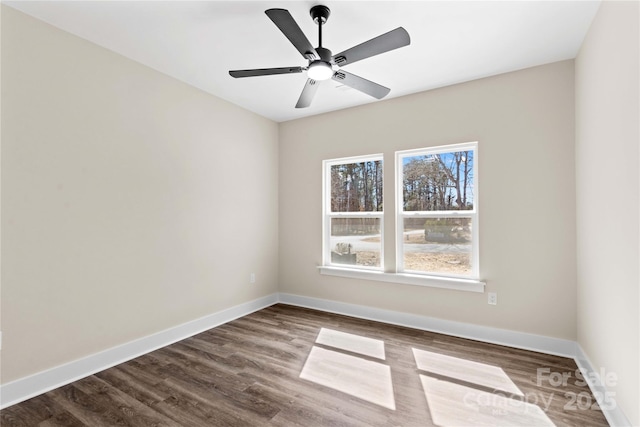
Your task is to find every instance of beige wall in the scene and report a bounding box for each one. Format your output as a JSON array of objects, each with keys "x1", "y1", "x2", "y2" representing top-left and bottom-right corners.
[
  {"x1": 279, "y1": 60, "x2": 577, "y2": 340},
  {"x1": 1, "y1": 6, "x2": 279, "y2": 383},
  {"x1": 575, "y1": 1, "x2": 640, "y2": 424}
]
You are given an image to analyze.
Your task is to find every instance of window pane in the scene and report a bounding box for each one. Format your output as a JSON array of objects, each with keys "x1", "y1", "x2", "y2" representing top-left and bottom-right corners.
[
  {"x1": 402, "y1": 217, "x2": 472, "y2": 276},
  {"x1": 331, "y1": 160, "x2": 383, "y2": 212},
  {"x1": 402, "y1": 151, "x2": 473, "y2": 211},
  {"x1": 330, "y1": 218, "x2": 381, "y2": 268}
]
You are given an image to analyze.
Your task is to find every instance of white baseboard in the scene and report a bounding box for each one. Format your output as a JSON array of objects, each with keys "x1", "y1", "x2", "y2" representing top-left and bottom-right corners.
[
  {"x1": 1, "y1": 292, "x2": 632, "y2": 426},
  {"x1": 575, "y1": 344, "x2": 632, "y2": 427},
  {"x1": 278, "y1": 293, "x2": 577, "y2": 357},
  {"x1": 0, "y1": 293, "x2": 279, "y2": 409}
]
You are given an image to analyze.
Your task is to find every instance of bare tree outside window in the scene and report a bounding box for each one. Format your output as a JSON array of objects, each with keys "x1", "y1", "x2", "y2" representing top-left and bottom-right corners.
[
  {"x1": 402, "y1": 151, "x2": 473, "y2": 212},
  {"x1": 331, "y1": 160, "x2": 383, "y2": 213},
  {"x1": 398, "y1": 145, "x2": 478, "y2": 277}
]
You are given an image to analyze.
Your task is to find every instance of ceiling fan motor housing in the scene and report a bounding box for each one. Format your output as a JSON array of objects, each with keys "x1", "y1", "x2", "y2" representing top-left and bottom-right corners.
[{"x1": 315, "y1": 47, "x2": 332, "y2": 63}]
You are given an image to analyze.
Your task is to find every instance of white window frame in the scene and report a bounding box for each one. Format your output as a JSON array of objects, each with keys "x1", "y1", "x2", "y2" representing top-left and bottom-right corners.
[
  {"x1": 395, "y1": 142, "x2": 479, "y2": 280},
  {"x1": 320, "y1": 144, "x2": 484, "y2": 293},
  {"x1": 322, "y1": 154, "x2": 384, "y2": 271}
]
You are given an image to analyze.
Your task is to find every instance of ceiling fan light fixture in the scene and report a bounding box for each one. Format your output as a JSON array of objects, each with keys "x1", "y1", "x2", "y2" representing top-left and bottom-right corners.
[{"x1": 307, "y1": 61, "x2": 333, "y2": 81}]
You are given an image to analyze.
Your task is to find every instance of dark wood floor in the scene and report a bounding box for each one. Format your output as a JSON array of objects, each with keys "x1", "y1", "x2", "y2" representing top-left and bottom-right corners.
[{"x1": 1, "y1": 304, "x2": 609, "y2": 426}]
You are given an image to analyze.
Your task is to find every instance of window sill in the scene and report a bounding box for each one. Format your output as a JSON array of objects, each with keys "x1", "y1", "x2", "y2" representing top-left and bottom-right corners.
[{"x1": 318, "y1": 266, "x2": 485, "y2": 293}]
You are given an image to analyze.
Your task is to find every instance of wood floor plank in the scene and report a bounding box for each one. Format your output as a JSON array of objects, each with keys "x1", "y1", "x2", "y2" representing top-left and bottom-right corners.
[
  {"x1": 0, "y1": 394, "x2": 61, "y2": 427},
  {"x1": 71, "y1": 376, "x2": 181, "y2": 427},
  {"x1": 151, "y1": 384, "x2": 255, "y2": 427},
  {"x1": 38, "y1": 410, "x2": 86, "y2": 427},
  {"x1": 94, "y1": 366, "x2": 170, "y2": 406},
  {"x1": 47, "y1": 384, "x2": 125, "y2": 427},
  {"x1": 1, "y1": 304, "x2": 610, "y2": 426}
]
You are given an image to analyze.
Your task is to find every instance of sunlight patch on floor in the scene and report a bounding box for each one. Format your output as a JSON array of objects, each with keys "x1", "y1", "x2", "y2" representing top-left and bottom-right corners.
[
  {"x1": 300, "y1": 346, "x2": 396, "y2": 410},
  {"x1": 412, "y1": 348, "x2": 523, "y2": 396},
  {"x1": 420, "y1": 375, "x2": 554, "y2": 427},
  {"x1": 316, "y1": 327, "x2": 386, "y2": 360}
]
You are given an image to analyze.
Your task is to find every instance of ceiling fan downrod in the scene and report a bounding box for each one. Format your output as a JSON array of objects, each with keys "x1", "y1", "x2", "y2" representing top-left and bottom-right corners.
[{"x1": 310, "y1": 5, "x2": 330, "y2": 49}]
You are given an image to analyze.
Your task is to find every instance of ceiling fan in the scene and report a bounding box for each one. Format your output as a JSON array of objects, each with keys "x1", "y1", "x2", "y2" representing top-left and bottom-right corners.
[{"x1": 229, "y1": 5, "x2": 410, "y2": 108}]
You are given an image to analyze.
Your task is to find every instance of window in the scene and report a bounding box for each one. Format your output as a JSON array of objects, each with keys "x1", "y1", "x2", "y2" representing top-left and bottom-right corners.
[
  {"x1": 396, "y1": 142, "x2": 478, "y2": 279},
  {"x1": 323, "y1": 154, "x2": 383, "y2": 270},
  {"x1": 321, "y1": 142, "x2": 482, "y2": 292}
]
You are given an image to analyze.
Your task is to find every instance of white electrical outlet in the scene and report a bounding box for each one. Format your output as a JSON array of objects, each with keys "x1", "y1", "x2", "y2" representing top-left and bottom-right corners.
[
  {"x1": 488, "y1": 292, "x2": 497, "y2": 305},
  {"x1": 250, "y1": 273, "x2": 256, "y2": 283}
]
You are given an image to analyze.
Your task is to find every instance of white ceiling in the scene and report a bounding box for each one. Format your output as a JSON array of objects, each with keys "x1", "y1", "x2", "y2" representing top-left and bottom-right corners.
[{"x1": 6, "y1": 1, "x2": 601, "y2": 123}]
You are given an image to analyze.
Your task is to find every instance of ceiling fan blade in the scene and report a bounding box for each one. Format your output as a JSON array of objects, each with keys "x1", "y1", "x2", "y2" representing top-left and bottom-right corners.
[
  {"x1": 229, "y1": 67, "x2": 303, "y2": 78},
  {"x1": 333, "y1": 27, "x2": 410, "y2": 67},
  {"x1": 332, "y1": 71, "x2": 390, "y2": 99},
  {"x1": 296, "y1": 79, "x2": 321, "y2": 108},
  {"x1": 265, "y1": 9, "x2": 319, "y2": 60}
]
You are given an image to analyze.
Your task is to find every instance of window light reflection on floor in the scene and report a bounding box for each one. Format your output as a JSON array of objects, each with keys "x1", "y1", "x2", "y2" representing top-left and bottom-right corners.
[
  {"x1": 299, "y1": 328, "x2": 396, "y2": 410},
  {"x1": 412, "y1": 348, "x2": 523, "y2": 396},
  {"x1": 299, "y1": 329, "x2": 556, "y2": 424},
  {"x1": 300, "y1": 346, "x2": 396, "y2": 410},
  {"x1": 420, "y1": 375, "x2": 555, "y2": 427},
  {"x1": 413, "y1": 348, "x2": 555, "y2": 426},
  {"x1": 316, "y1": 327, "x2": 386, "y2": 360}
]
